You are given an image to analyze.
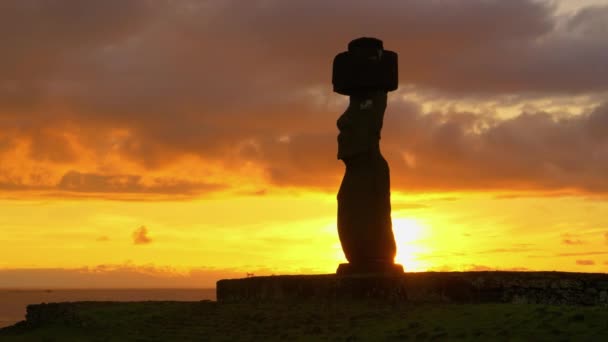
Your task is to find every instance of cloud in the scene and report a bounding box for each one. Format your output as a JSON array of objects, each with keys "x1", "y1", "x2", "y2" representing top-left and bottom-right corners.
[
  {"x1": 0, "y1": 264, "x2": 262, "y2": 288},
  {"x1": 557, "y1": 251, "x2": 608, "y2": 257},
  {"x1": 4, "y1": 97, "x2": 608, "y2": 197},
  {"x1": 562, "y1": 239, "x2": 585, "y2": 245},
  {"x1": 392, "y1": 202, "x2": 429, "y2": 211},
  {"x1": 96, "y1": 236, "x2": 110, "y2": 242},
  {"x1": 468, "y1": 265, "x2": 493, "y2": 271},
  {"x1": 1, "y1": 1, "x2": 608, "y2": 198},
  {"x1": 436, "y1": 264, "x2": 531, "y2": 272},
  {"x1": 477, "y1": 246, "x2": 537, "y2": 254},
  {"x1": 3, "y1": 1, "x2": 606, "y2": 109},
  {"x1": 560, "y1": 232, "x2": 587, "y2": 245},
  {"x1": 227, "y1": 101, "x2": 608, "y2": 194},
  {"x1": 575, "y1": 259, "x2": 595, "y2": 265},
  {"x1": 387, "y1": 103, "x2": 608, "y2": 193},
  {"x1": 132, "y1": 226, "x2": 152, "y2": 245}
]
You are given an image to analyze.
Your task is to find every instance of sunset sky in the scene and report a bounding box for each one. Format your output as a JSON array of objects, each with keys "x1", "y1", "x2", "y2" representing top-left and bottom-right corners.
[{"x1": 1, "y1": 0, "x2": 608, "y2": 288}]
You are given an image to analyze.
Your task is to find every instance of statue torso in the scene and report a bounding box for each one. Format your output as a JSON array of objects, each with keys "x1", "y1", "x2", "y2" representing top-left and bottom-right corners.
[{"x1": 337, "y1": 92, "x2": 387, "y2": 160}]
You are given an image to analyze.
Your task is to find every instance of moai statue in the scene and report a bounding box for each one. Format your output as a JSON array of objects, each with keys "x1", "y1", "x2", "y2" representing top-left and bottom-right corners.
[{"x1": 332, "y1": 37, "x2": 403, "y2": 275}]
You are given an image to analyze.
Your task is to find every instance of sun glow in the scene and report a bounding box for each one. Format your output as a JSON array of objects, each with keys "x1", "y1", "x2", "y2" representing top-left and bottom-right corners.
[{"x1": 393, "y1": 217, "x2": 431, "y2": 272}]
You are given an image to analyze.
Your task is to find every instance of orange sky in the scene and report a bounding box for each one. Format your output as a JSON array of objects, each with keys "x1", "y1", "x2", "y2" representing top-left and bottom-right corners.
[{"x1": 1, "y1": 0, "x2": 608, "y2": 288}]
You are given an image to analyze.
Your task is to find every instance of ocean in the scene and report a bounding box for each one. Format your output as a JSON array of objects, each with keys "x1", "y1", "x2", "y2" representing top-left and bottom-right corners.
[{"x1": 0, "y1": 288, "x2": 215, "y2": 328}]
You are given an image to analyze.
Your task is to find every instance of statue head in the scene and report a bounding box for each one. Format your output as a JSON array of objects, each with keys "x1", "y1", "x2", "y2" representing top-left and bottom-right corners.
[{"x1": 332, "y1": 37, "x2": 399, "y2": 96}]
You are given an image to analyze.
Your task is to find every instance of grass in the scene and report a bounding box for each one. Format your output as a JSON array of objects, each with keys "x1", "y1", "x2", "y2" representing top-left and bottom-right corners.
[{"x1": 1, "y1": 300, "x2": 608, "y2": 341}]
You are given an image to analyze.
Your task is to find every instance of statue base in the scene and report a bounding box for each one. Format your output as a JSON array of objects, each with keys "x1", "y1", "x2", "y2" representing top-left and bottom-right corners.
[
  {"x1": 217, "y1": 271, "x2": 608, "y2": 304},
  {"x1": 337, "y1": 262, "x2": 404, "y2": 276}
]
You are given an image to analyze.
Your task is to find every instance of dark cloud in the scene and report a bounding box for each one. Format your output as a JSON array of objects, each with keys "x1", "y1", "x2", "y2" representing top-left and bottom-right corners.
[
  {"x1": 0, "y1": 182, "x2": 44, "y2": 192},
  {"x1": 383, "y1": 103, "x2": 608, "y2": 193},
  {"x1": 2, "y1": 0, "x2": 605, "y2": 112},
  {"x1": 204, "y1": 0, "x2": 558, "y2": 94},
  {"x1": 132, "y1": 226, "x2": 152, "y2": 245},
  {"x1": 575, "y1": 259, "x2": 595, "y2": 265},
  {"x1": 0, "y1": 168, "x2": 228, "y2": 197},
  {"x1": 57, "y1": 171, "x2": 224, "y2": 195},
  {"x1": 0, "y1": 0, "x2": 156, "y2": 78},
  {"x1": 3, "y1": 101, "x2": 608, "y2": 197},
  {"x1": 1, "y1": 0, "x2": 608, "y2": 197},
  {"x1": 253, "y1": 102, "x2": 608, "y2": 194}
]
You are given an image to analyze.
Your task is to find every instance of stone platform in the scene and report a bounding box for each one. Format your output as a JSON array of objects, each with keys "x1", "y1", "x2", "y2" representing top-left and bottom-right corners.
[
  {"x1": 217, "y1": 271, "x2": 608, "y2": 305},
  {"x1": 336, "y1": 262, "x2": 404, "y2": 275}
]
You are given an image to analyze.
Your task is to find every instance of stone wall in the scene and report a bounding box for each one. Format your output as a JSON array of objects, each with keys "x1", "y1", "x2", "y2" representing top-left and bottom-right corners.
[
  {"x1": 16, "y1": 271, "x2": 608, "y2": 329},
  {"x1": 24, "y1": 302, "x2": 83, "y2": 327},
  {"x1": 217, "y1": 271, "x2": 608, "y2": 305}
]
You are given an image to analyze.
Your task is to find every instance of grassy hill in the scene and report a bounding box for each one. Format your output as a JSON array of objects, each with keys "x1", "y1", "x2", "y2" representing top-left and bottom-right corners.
[{"x1": 1, "y1": 300, "x2": 607, "y2": 341}]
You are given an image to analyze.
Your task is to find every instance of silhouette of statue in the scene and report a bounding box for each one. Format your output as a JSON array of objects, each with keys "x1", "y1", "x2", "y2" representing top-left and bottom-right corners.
[{"x1": 332, "y1": 37, "x2": 403, "y2": 275}]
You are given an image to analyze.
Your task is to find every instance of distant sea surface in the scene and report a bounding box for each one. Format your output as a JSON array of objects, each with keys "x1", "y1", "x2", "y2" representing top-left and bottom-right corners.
[{"x1": 0, "y1": 288, "x2": 215, "y2": 328}]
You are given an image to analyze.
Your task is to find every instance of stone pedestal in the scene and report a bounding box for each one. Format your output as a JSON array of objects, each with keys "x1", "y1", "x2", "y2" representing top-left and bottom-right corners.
[{"x1": 336, "y1": 262, "x2": 404, "y2": 276}]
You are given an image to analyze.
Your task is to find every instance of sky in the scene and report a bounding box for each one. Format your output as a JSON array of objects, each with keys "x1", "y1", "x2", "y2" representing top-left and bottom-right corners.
[{"x1": 1, "y1": 0, "x2": 608, "y2": 288}]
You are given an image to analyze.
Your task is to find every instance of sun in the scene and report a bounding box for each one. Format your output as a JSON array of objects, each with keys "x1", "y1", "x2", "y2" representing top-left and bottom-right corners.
[{"x1": 392, "y1": 217, "x2": 430, "y2": 272}]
